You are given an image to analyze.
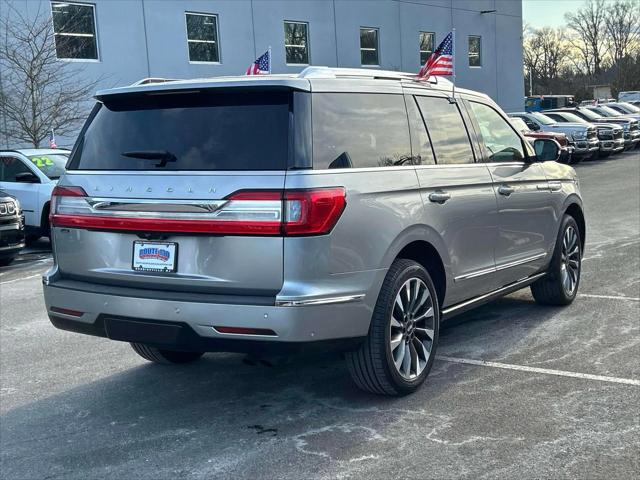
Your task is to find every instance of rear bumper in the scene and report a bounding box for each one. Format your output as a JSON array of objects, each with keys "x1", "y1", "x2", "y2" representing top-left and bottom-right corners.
[{"x1": 43, "y1": 274, "x2": 373, "y2": 349}]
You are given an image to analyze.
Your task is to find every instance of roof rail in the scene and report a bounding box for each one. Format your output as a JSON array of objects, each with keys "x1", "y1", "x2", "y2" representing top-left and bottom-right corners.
[
  {"x1": 297, "y1": 66, "x2": 453, "y2": 86},
  {"x1": 131, "y1": 77, "x2": 180, "y2": 86}
]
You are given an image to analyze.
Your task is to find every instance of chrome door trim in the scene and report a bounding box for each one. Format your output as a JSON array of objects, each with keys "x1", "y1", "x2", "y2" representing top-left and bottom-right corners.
[
  {"x1": 495, "y1": 252, "x2": 547, "y2": 272},
  {"x1": 454, "y1": 252, "x2": 547, "y2": 282},
  {"x1": 443, "y1": 272, "x2": 547, "y2": 318}
]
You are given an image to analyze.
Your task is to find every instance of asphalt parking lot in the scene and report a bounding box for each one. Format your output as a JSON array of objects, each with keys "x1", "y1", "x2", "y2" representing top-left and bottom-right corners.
[{"x1": 1, "y1": 151, "x2": 639, "y2": 479}]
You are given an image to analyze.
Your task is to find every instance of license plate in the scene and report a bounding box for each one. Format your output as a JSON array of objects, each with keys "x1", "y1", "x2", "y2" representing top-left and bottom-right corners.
[{"x1": 132, "y1": 241, "x2": 178, "y2": 273}]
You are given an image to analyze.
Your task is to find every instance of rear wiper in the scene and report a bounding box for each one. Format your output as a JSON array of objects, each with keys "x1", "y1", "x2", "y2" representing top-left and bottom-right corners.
[{"x1": 121, "y1": 150, "x2": 177, "y2": 168}]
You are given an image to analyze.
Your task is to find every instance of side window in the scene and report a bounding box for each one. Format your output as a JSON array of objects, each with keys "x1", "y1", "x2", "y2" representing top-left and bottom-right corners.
[
  {"x1": 312, "y1": 93, "x2": 411, "y2": 169},
  {"x1": 468, "y1": 102, "x2": 525, "y2": 163},
  {"x1": 405, "y1": 96, "x2": 435, "y2": 165},
  {"x1": 0, "y1": 157, "x2": 32, "y2": 182},
  {"x1": 415, "y1": 96, "x2": 475, "y2": 164}
]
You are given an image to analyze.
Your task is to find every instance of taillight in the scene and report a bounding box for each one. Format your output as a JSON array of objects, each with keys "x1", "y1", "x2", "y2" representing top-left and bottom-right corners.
[
  {"x1": 50, "y1": 186, "x2": 90, "y2": 224},
  {"x1": 49, "y1": 186, "x2": 346, "y2": 236},
  {"x1": 283, "y1": 188, "x2": 346, "y2": 236}
]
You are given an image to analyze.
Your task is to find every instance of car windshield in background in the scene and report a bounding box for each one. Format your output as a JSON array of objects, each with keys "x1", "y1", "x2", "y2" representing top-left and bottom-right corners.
[
  {"x1": 577, "y1": 108, "x2": 601, "y2": 121},
  {"x1": 593, "y1": 106, "x2": 622, "y2": 117},
  {"x1": 559, "y1": 112, "x2": 587, "y2": 123},
  {"x1": 69, "y1": 91, "x2": 290, "y2": 171},
  {"x1": 27, "y1": 154, "x2": 68, "y2": 179},
  {"x1": 510, "y1": 117, "x2": 529, "y2": 131},
  {"x1": 531, "y1": 112, "x2": 556, "y2": 125},
  {"x1": 621, "y1": 102, "x2": 640, "y2": 113}
]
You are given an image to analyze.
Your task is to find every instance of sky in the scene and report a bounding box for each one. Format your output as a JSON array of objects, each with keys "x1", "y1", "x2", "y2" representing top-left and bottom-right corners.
[{"x1": 522, "y1": 0, "x2": 590, "y2": 28}]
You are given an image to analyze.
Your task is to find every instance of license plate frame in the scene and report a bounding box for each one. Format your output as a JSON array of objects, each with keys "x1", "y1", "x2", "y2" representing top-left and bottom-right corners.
[{"x1": 132, "y1": 241, "x2": 178, "y2": 273}]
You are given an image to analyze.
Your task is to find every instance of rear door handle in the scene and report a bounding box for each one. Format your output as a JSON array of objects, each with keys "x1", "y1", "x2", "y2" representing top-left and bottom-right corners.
[
  {"x1": 498, "y1": 185, "x2": 515, "y2": 196},
  {"x1": 548, "y1": 181, "x2": 562, "y2": 192},
  {"x1": 428, "y1": 191, "x2": 451, "y2": 204}
]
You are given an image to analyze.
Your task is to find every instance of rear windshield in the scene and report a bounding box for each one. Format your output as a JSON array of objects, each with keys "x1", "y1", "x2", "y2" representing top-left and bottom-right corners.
[{"x1": 69, "y1": 90, "x2": 291, "y2": 171}]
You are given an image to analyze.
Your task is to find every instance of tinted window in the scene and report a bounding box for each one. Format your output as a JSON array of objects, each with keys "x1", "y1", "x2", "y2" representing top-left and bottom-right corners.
[
  {"x1": 360, "y1": 28, "x2": 379, "y2": 66},
  {"x1": 468, "y1": 36, "x2": 481, "y2": 67},
  {"x1": 0, "y1": 157, "x2": 32, "y2": 182},
  {"x1": 406, "y1": 96, "x2": 435, "y2": 165},
  {"x1": 419, "y1": 32, "x2": 435, "y2": 65},
  {"x1": 284, "y1": 21, "x2": 309, "y2": 64},
  {"x1": 415, "y1": 96, "x2": 474, "y2": 164},
  {"x1": 51, "y1": 2, "x2": 98, "y2": 60},
  {"x1": 70, "y1": 91, "x2": 290, "y2": 171},
  {"x1": 185, "y1": 13, "x2": 220, "y2": 63},
  {"x1": 312, "y1": 94, "x2": 411, "y2": 169},
  {"x1": 469, "y1": 102, "x2": 524, "y2": 163}
]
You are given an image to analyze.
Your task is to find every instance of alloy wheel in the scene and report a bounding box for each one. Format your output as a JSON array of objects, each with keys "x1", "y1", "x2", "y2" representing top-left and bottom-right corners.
[
  {"x1": 389, "y1": 278, "x2": 435, "y2": 380},
  {"x1": 560, "y1": 225, "x2": 580, "y2": 296}
]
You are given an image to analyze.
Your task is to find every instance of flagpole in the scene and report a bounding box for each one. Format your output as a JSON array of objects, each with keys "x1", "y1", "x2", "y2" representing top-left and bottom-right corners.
[
  {"x1": 268, "y1": 45, "x2": 272, "y2": 74},
  {"x1": 452, "y1": 28, "x2": 456, "y2": 101}
]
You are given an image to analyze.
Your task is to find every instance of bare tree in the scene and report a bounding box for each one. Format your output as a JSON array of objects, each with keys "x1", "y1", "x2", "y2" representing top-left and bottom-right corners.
[
  {"x1": 605, "y1": 0, "x2": 640, "y2": 89},
  {"x1": 523, "y1": 27, "x2": 571, "y2": 94},
  {"x1": 0, "y1": 4, "x2": 98, "y2": 148},
  {"x1": 565, "y1": 0, "x2": 608, "y2": 76}
]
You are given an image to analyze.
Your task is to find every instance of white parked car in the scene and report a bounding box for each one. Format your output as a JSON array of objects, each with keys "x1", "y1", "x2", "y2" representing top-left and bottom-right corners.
[{"x1": 0, "y1": 149, "x2": 70, "y2": 241}]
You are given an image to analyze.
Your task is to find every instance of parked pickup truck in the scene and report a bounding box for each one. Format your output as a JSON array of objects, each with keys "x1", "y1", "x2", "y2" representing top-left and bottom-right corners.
[
  {"x1": 546, "y1": 107, "x2": 640, "y2": 151},
  {"x1": 509, "y1": 112, "x2": 599, "y2": 161},
  {"x1": 509, "y1": 117, "x2": 574, "y2": 164},
  {"x1": 543, "y1": 111, "x2": 624, "y2": 158}
]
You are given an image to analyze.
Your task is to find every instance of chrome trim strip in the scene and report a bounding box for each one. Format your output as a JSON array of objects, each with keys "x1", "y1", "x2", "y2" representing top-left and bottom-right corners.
[
  {"x1": 495, "y1": 252, "x2": 547, "y2": 272},
  {"x1": 454, "y1": 252, "x2": 547, "y2": 282},
  {"x1": 275, "y1": 294, "x2": 365, "y2": 307},
  {"x1": 454, "y1": 266, "x2": 496, "y2": 281},
  {"x1": 443, "y1": 272, "x2": 547, "y2": 316}
]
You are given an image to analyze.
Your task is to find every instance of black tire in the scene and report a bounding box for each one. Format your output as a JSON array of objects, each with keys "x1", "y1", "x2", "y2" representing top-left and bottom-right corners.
[
  {"x1": 25, "y1": 234, "x2": 41, "y2": 244},
  {"x1": 531, "y1": 215, "x2": 582, "y2": 306},
  {"x1": 345, "y1": 259, "x2": 440, "y2": 396},
  {"x1": 0, "y1": 256, "x2": 16, "y2": 267},
  {"x1": 130, "y1": 343, "x2": 204, "y2": 364},
  {"x1": 598, "y1": 151, "x2": 611, "y2": 159},
  {"x1": 569, "y1": 155, "x2": 582, "y2": 165}
]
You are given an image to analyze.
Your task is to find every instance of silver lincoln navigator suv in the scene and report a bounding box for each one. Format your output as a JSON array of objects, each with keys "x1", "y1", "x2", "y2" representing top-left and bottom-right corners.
[{"x1": 43, "y1": 68, "x2": 585, "y2": 396}]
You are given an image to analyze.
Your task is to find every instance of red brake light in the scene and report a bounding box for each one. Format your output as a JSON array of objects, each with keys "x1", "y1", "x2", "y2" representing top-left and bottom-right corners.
[
  {"x1": 48, "y1": 186, "x2": 345, "y2": 236},
  {"x1": 283, "y1": 187, "x2": 346, "y2": 236}
]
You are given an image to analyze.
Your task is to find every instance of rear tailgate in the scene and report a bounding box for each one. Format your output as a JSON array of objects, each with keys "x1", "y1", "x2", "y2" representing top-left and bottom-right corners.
[{"x1": 52, "y1": 89, "x2": 291, "y2": 297}]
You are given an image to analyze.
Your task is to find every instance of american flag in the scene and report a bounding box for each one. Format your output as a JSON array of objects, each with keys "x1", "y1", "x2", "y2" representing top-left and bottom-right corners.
[
  {"x1": 246, "y1": 49, "x2": 271, "y2": 75},
  {"x1": 49, "y1": 129, "x2": 57, "y2": 149},
  {"x1": 417, "y1": 32, "x2": 454, "y2": 79}
]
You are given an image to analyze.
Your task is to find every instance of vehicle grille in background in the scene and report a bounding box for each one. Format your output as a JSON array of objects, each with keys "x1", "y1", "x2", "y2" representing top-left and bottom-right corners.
[
  {"x1": 587, "y1": 128, "x2": 598, "y2": 139},
  {"x1": 630, "y1": 122, "x2": 639, "y2": 132},
  {"x1": 614, "y1": 130, "x2": 623, "y2": 139},
  {"x1": 598, "y1": 130, "x2": 613, "y2": 140}
]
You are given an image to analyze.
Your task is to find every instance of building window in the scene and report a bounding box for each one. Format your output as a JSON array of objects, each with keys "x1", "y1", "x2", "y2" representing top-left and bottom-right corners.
[
  {"x1": 419, "y1": 32, "x2": 435, "y2": 65},
  {"x1": 284, "y1": 21, "x2": 309, "y2": 65},
  {"x1": 51, "y1": 2, "x2": 98, "y2": 60},
  {"x1": 468, "y1": 35, "x2": 481, "y2": 67},
  {"x1": 185, "y1": 12, "x2": 220, "y2": 63},
  {"x1": 360, "y1": 27, "x2": 379, "y2": 66}
]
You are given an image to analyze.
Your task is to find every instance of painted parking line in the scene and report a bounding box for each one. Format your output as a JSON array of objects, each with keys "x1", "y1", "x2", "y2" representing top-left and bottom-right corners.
[
  {"x1": 438, "y1": 356, "x2": 640, "y2": 386},
  {"x1": 0, "y1": 274, "x2": 41, "y2": 286},
  {"x1": 579, "y1": 293, "x2": 640, "y2": 302}
]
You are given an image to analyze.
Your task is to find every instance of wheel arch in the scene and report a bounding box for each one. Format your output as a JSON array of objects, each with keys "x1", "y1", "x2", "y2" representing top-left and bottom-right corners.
[
  {"x1": 564, "y1": 201, "x2": 586, "y2": 253},
  {"x1": 381, "y1": 225, "x2": 451, "y2": 308}
]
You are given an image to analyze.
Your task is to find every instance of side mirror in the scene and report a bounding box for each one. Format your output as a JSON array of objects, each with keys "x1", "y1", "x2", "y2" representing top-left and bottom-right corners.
[
  {"x1": 15, "y1": 172, "x2": 40, "y2": 183},
  {"x1": 533, "y1": 138, "x2": 560, "y2": 162}
]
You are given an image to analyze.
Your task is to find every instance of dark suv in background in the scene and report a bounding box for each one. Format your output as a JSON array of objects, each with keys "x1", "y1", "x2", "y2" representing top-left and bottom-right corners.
[{"x1": 0, "y1": 190, "x2": 25, "y2": 266}]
